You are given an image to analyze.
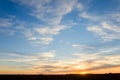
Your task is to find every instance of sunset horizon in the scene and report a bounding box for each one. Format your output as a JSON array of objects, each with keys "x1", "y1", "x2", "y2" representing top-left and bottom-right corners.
[{"x1": 0, "y1": 0, "x2": 120, "y2": 75}]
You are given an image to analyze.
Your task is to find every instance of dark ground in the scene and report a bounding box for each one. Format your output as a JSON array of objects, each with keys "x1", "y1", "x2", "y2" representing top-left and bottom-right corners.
[{"x1": 0, "y1": 74, "x2": 120, "y2": 80}]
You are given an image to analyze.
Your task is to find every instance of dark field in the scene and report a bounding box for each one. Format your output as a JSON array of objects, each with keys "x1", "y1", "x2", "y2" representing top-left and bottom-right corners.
[{"x1": 0, "y1": 74, "x2": 120, "y2": 80}]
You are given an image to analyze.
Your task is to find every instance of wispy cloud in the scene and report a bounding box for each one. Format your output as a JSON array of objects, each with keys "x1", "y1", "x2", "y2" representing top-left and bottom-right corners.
[
  {"x1": 79, "y1": 12, "x2": 99, "y2": 21},
  {"x1": 72, "y1": 43, "x2": 120, "y2": 54},
  {"x1": 112, "y1": 13, "x2": 120, "y2": 22},
  {"x1": 35, "y1": 25, "x2": 67, "y2": 35},
  {"x1": 0, "y1": 50, "x2": 55, "y2": 64},
  {"x1": 1, "y1": 49, "x2": 120, "y2": 74},
  {"x1": 10, "y1": 0, "x2": 79, "y2": 45},
  {"x1": 36, "y1": 50, "x2": 55, "y2": 60},
  {"x1": 23, "y1": 25, "x2": 68, "y2": 45},
  {"x1": 0, "y1": 17, "x2": 69, "y2": 45},
  {"x1": 0, "y1": 17, "x2": 26, "y2": 35},
  {"x1": 87, "y1": 22, "x2": 120, "y2": 41},
  {"x1": 72, "y1": 44, "x2": 95, "y2": 50},
  {"x1": 12, "y1": 0, "x2": 77, "y2": 25},
  {"x1": 0, "y1": 18, "x2": 12, "y2": 28}
]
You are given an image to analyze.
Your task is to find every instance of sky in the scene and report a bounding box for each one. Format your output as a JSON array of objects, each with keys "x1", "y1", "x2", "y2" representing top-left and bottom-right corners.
[{"x1": 0, "y1": 0, "x2": 120, "y2": 74}]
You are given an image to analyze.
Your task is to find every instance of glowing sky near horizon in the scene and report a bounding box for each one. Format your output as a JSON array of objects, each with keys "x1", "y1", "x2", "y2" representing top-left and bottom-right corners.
[{"x1": 0, "y1": 0, "x2": 120, "y2": 74}]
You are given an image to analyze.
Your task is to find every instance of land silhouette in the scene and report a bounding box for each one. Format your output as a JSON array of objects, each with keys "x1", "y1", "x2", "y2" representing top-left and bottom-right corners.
[{"x1": 0, "y1": 73, "x2": 120, "y2": 80}]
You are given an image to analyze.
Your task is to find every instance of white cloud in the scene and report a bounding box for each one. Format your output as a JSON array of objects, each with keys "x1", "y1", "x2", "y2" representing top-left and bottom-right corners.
[
  {"x1": 87, "y1": 22, "x2": 120, "y2": 41},
  {"x1": 75, "y1": 3, "x2": 84, "y2": 11},
  {"x1": 0, "y1": 18, "x2": 19, "y2": 35},
  {"x1": 72, "y1": 44, "x2": 95, "y2": 50},
  {"x1": 101, "y1": 22, "x2": 120, "y2": 33},
  {"x1": 80, "y1": 12, "x2": 99, "y2": 21},
  {"x1": 87, "y1": 25, "x2": 107, "y2": 36},
  {"x1": 23, "y1": 30, "x2": 53, "y2": 45},
  {"x1": 0, "y1": 18, "x2": 12, "y2": 28},
  {"x1": 35, "y1": 25, "x2": 67, "y2": 35},
  {"x1": 37, "y1": 50, "x2": 55, "y2": 59},
  {"x1": 23, "y1": 27, "x2": 54, "y2": 45},
  {"x1": 0, "y1": 17, "x2": 27, "y2": 36},
  {"x1": 73, "y1": 47, "x2": 119, "y2": 59},
  {"x1": 23, "y1": 29, "x2": 36, "y2": 40},
  {"x1": 108, "y1": 12, "x2": 120, "y2": 23},
  {"x1": 72, "y1": 43, "x2": 120, "y2": 56},
  {"x1": 13, "y1": 0, "x2": 77, "y2": 25},
  {"x1": 11, "y1": 0, "x2": 83, "y2": 45},
  {"x1": 23, "y1": 25, "x2": 68, "y2": 45},
  {"x1": 11, "y1": 0, "x2": 75, "y2": 45},
  {"x1": 0, "y1": 17, "x2": 69, "y2": 45},
  {"x1": 0, "y1": 50, "x2": 55, "y2": 62},
  {"x1": 39, "y1": 37, "x2": 53, "y2": 45},
  {"x1": 97, "y1": 47, "x2": 119, "y2": 54},
  {"x1": 0, "y1": 29, "x2": 16, "y2": 35}
]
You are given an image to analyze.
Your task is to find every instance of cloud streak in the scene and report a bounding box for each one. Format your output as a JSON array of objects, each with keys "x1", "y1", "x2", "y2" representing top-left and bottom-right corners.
[
  {"x1": 10, "y1": 0, "x2": 79, "y2": 45},
  {"x1": 87, "y1": 22, "x2": 120, "y2": 41},
  {"x1": 13, "y1": 0, "x2": 77, "y2": 25},
  {"x1": 0, "y1": 49, "x2": 120, "y2": 74}
]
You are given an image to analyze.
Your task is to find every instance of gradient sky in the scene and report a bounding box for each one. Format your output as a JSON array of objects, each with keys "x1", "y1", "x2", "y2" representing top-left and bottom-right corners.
[{"x1": 0, "y1": 0, "x2": 120, "y2": 74}]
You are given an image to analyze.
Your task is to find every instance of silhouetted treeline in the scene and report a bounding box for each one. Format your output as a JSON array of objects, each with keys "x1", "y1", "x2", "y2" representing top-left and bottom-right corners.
[{"x1": 0, "y1": 73, "x2": 120, "y2": 80}]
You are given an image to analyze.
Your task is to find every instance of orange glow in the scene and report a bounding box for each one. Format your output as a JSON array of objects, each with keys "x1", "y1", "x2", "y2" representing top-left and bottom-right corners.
[
  {"x1": 74, "y1": 64, "x2": 87, "y2": 70},
  {"x1": 80, "y1": 71, "x2": 87, "y2": 75},
  {"x1": 87, "y1": 66, "x2": 120, "y2": 74},
  {"x1": 0, "y1": 66, "x2": 120, "y2": 74}
]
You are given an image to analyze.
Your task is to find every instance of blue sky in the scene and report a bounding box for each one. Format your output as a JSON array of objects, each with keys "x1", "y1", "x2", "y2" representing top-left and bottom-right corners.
[{"x1": 0, "y1": 0, "x2": 120, "y2": 74}]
